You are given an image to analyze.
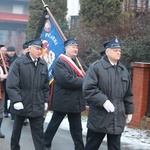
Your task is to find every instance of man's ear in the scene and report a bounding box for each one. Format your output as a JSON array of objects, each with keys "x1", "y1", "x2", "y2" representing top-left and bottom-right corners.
[{"x1": 105, "y1": 49, "x2": 109, "y2": 55}]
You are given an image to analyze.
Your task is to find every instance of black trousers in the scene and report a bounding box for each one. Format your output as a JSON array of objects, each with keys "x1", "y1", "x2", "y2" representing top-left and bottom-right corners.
[
  {"x1": 4, "y1": 91, "x2": 10, "y2": 114},
  {"x1": 85, "y1": 129, "x2": 121, "y2": 150},
  {"x1": 11, "y1": 115, "x2": 45, "y2": 150},
  {"x1": 44, "y1": 111, "x2": 85, "y2": 150}
]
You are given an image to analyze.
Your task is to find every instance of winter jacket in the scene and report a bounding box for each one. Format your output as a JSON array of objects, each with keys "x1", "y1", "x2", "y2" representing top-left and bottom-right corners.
[
  {"x1": 6, "y1": 52, "x2": 50, "y2": 117},
  {"x1": 51, "y1": 56, "x2": 88, "y2": 113},
  {"x1": 5, "y1": 53, "x2": 18, "y2": 66},
  {"x1": 83, "y1": 56, "x2": 134, "y2": 134}
]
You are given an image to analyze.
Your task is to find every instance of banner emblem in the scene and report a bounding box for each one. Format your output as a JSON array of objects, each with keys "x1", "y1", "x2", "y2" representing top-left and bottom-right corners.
[{"x1": 44, "y1": 20, "x2": 51, "y2": 32}]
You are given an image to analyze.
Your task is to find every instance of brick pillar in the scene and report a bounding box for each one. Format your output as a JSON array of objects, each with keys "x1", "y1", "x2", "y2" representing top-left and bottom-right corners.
[{"x1": 130, "y1": 62, "x2": 150, "y2": 127}]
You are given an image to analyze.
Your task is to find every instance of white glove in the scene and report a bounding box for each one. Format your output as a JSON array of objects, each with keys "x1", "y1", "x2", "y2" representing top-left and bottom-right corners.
[
  {"x1": 44, "y1": 103, "x2": 48, "y2": 111},
  {"x1": 103, "y1": 100, "x2": 115, "y2": 113},
  {"x1": 14, "y1": 102, "x2": 24, "y2": 110},
  {"x1": 126, "y1": 114, "x2": 132, "y2": 124}
]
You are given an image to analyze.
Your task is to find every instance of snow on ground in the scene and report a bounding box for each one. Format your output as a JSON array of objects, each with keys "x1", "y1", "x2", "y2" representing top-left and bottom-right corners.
[{"x1": 45, "y1": 111, "x2": 150, "y2": 149}]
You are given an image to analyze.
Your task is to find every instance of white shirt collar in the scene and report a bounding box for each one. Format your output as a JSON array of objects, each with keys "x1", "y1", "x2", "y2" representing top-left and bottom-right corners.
[
  {"x1": 110, "y1": 61, "x2": 117, "y2": 66},
  {"x1": 30, "y1": 55, "x2": 37, "y2": 62}
]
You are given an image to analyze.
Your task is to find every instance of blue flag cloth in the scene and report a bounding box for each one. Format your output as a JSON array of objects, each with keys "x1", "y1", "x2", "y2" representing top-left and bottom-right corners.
[{"x1": 40, "y1": 17, "x2": 65, "y2": 83}]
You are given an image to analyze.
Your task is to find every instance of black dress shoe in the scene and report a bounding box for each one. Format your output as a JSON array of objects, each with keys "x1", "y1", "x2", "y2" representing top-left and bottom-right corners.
[
  {"x1": 4, "y1": 113, "x2": 9, "y2": 118},
  {"x1": 23, "y1": 119, "x2": 29, "y2": 126},
  {"x1": 0, "y1": 132, "x2": 5, "y2": 138}
]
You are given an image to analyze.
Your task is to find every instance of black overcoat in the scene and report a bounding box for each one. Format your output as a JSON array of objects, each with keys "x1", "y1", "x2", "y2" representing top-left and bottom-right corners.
[
  {"x1": 83, "y1": 56, "x2": 134, "y2": 134},
  {"x1": 51, "y1": 56, "x2": 87, "y2": 113},
  {"x1": 6, "y1": 53, "x2": 50, "y2": 117}
]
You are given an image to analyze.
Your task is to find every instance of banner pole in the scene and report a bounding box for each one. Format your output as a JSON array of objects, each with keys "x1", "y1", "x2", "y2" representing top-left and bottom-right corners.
[{"x1": 41, "y1": 0, "x2": 67, "y2": 41}]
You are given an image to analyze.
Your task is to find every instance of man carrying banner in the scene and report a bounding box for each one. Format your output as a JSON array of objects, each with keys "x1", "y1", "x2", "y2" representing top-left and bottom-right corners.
[
  {"x1": 44, "y1": 38, "x2": 88, "y2": 150},
  {"x1": 0, "y1": 44, "x2": 8, "y2": 138}
]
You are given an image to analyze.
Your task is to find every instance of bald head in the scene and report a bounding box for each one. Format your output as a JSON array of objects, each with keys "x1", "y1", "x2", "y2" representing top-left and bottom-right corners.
[{"x1": 0, "y1": 46, "x2": 7, "y2": 54}]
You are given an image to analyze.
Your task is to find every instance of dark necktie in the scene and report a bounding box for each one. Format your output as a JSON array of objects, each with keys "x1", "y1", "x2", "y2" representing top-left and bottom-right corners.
[{"x1": 34, "y1": 59, "x2": 37, "y2": 66}]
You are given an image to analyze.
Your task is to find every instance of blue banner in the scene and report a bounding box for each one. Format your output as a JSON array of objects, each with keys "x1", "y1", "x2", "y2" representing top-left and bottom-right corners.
[{"x1": 40, "y1": 17, "x2": 64, "y2": 83}]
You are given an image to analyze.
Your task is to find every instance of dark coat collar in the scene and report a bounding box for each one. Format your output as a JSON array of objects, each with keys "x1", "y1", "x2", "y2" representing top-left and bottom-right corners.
[
  {"x1": 22, "y1": 52, "x2": 46, "y2": 65},
  {"x1": 101, "y1": 55, "x2": 125, "y2": 70}
]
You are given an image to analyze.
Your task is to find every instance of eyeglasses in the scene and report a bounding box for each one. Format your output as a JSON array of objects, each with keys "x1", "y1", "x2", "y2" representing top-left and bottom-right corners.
[{"x1": 111, "y1": 49, "x2": 121, "y2": 53}]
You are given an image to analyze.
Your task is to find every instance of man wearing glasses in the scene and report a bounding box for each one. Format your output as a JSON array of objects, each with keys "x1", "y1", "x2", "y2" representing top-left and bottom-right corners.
[
  {"x1": 6, "y1": 39, "x2": 50, "y2": 150},
  {"x1": 83, "y1": 38, "x2": 134, "y2": 150}
]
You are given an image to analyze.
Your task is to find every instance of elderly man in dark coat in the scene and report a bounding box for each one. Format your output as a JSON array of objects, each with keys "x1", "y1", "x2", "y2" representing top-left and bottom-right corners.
[
  {"x1": 83, "y1": 38, "x2": 134, "y2": 150},
  {"x1": 6, "y1": 39, "x2": 50, "y2": 150},
  {"x1": 44, "y1": 38, "x2": 88, "y2": 150}
]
